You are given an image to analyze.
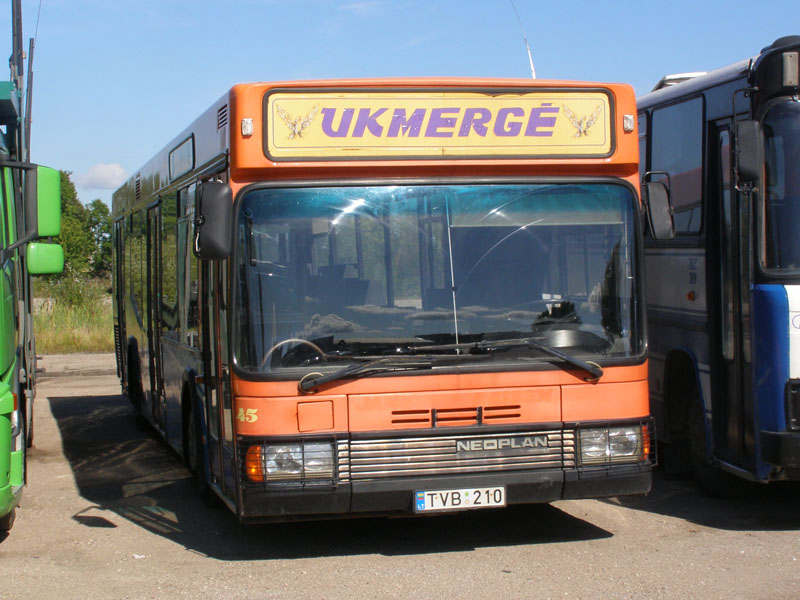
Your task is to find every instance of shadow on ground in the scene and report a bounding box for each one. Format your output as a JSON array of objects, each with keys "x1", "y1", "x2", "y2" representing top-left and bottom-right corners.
[
  {"x1": 46, "y1": 392, "x2": 612, "y2": 560},
  {"x1": 613, "y1": 468, "x2": 800, "y2": 531}
]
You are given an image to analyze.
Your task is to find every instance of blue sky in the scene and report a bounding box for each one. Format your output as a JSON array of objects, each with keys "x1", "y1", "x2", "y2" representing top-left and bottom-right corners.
[{"x1": 0, "y1": 0, "x2": 793, "y2": 205}]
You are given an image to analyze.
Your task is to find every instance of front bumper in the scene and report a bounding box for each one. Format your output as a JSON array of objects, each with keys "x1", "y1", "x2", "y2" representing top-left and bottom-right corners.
[
  {"x1": 238, "y1": 421, "x2": 653, "y2": 522},
  {"x1": 239, "y1": 461, "x2": 652, "y2": 522}
]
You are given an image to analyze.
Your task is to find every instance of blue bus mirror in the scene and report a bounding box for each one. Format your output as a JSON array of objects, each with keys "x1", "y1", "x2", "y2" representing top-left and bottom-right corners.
[
  {"x1": 644, "y1": 181, "x2": 674, "y2": 240},
  {"x1": 735, "y1": 120, "x2": 763, "y2": 186}
]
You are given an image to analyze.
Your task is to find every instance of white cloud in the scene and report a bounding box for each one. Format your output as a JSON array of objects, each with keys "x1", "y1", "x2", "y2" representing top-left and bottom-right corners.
[
  {"x1": 75, "y1": 163, "x2": 127, "y2": 190},
  {"x1": 337, "y1": 2, "x2": 382, "y2": 17}
]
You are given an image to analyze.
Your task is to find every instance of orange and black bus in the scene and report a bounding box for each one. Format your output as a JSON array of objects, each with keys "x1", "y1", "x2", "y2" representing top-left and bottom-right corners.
[{"x1": 112, "y1": 79, "x2": 653, "y2": 521}]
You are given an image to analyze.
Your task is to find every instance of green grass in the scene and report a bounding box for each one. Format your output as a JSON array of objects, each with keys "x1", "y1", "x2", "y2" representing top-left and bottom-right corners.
[{"x1": 33, "y1": 277, "x2": 114, "y2": 354}]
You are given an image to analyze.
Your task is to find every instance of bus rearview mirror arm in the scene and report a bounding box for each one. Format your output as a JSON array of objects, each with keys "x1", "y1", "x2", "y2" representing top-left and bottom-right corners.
[{"x1": 193, "y1": 181, "x2": 233, "y2": 260}]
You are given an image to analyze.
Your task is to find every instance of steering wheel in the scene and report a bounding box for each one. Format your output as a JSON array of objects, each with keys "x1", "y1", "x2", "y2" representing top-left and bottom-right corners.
[{"x1": 260, "y1": 338, "x2": 327, "y2": 370}]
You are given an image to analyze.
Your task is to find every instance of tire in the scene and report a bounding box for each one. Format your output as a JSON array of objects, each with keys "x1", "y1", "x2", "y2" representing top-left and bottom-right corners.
[
  {"x1": 688, "y1": 395, "x2": 744, "y2": 496},
  {"x1": 23, "y1": 389, "x2": 34, "y2": 449},
  {"x1": 128, "y1": 353, "x2": 148, "y2": 431},
  {"x1": 185, "y1": 398, "x2": 222, "y2": 508},
  {"x1": 26, "y1": 409, "x2": 34, "y2": 449},
  {"x1": 0, "y1": 507, "x2": 16, "y2": 532},
  {"x1": 186, "y1": 404, "x2": 203, "y2": 481}
]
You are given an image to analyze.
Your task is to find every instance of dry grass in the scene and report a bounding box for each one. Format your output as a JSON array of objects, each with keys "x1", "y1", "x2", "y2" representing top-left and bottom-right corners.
[{"x1": 33, "y1": 278, "x2": 114, "y2": 354}]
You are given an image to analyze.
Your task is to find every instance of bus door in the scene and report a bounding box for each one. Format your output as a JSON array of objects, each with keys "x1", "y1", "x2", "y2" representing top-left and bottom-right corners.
[
  {"x1": 712, "y1": 125, "x2": 754, "y2": 465},
  {"x1": 146, "y1": 205, "x2": 165, "y2": 430},
  {"x1": 201, "y1": 258, "x2": 234, "y2": 501}
]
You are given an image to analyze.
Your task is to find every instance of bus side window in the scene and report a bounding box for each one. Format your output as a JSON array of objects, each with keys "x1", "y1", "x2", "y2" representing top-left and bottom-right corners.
[
  {"x1": 177, "y1": 186, "x2": 200, "y2": 348},
  {"x1": 161, "y1": 191, "x2": 179, "y2": 332},
  {"x1": 650, "y1": 97, "x2": 704, "y2": 234},
  {"x1": 126, "y1": 211, "x2": 145, "y2": 324}
]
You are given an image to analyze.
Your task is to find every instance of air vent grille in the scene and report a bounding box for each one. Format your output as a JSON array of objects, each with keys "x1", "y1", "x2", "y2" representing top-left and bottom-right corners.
[
  {"x1": 391, "y1": 405, "x2": 523, "y2": 427},
  {"x1": 217, "y1": 105, "x2": 229, "y2": 130}
]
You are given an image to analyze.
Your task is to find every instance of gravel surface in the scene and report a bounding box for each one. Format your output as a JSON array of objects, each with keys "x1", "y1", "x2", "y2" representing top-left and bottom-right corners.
[{"x1": 1, "y1": 357, "x2": 799, "y2": 599}]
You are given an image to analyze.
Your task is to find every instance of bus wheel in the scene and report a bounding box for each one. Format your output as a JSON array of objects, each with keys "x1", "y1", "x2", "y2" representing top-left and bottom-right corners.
[
  {"x1": 688, "y1": 395, "x2": 743, "y2": 497},
  {"x1": 186, "y1": 405, "x2": 203, "y2": 481},
  {"x1": 23, "y1": 389, "x2": 34, "y2": 448},
  {"x1": 26, "y1": 412, "x2": 34, "y2": 448},
  {"x1": 127, "y1": 356, "x2": 148, "y2": 431},
  {"x1": 0, "y1": 507, "x2": 16, "y2": 531},
  {"x1": 185, "y1": 403, "x2": 221, "y2": 508}
]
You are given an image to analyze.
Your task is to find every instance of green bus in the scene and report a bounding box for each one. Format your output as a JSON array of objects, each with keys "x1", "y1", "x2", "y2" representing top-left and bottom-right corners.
[{"x1": 0, "y1": 81, "x2": 64, "y2": 531}]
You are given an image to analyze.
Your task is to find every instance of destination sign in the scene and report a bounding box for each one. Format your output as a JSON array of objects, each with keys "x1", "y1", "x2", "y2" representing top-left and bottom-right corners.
[{"x1": 264, "y1": 90, "x2": 612, "y2": 160}]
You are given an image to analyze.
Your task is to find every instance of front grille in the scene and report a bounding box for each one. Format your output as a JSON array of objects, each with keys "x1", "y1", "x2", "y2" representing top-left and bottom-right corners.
[{"x1": 340, "y1": 429, "x2": 573, "y2": 482}]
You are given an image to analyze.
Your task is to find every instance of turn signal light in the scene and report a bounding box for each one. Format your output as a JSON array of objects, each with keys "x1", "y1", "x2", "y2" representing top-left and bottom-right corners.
[{"x1": 245, "y1": 445, "x2": 264, "y2": 482}]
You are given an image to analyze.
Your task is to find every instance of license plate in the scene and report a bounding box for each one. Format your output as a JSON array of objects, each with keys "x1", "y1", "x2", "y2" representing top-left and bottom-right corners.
[{"x1": 414, "y1": 486, "x2": 506, "y2": 513}]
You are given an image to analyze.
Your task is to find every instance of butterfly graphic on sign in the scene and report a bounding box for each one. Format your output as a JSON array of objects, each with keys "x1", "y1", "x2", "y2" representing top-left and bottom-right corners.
[
  {"x1": 562, "y1": 105, "x2": 602, "y2": 137},
  {"x1": 274, "y1": 104, "x2": 319, "y2": 139}
]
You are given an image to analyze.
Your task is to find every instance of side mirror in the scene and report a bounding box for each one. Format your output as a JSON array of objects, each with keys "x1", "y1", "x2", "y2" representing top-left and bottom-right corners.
[
  {"x1": 36, "y1": 166, "x2": 62, "y2": 237},
  {"x1": 735, "y1": 120, "x2": 764, "y2": 186},
  {"x1": 644, "y1": 181, "x2": 675, "y2": 240},
  {"x1": 23, "y1": 166, "x2": 61, "y2": 238},
  {"x1": 26, "y1": 242, "x2": 64, "y2": 275},
  {"x1": 194, "y1": 181, "x2": 232, "y2": 260}
]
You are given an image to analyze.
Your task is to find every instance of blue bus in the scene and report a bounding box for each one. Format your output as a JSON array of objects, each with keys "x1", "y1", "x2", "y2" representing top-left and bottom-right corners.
[{"x1": 638, "y1": 36, "x2": 800, "y2": 491}]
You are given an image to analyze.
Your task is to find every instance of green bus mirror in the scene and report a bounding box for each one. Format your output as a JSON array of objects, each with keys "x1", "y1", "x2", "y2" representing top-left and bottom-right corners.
[
  {"x1": 26, "y1": 242, "x2": 64, "y2": 275},
  {"x1": 36, "y1": 166, "x2": 61, "y2": 238}
]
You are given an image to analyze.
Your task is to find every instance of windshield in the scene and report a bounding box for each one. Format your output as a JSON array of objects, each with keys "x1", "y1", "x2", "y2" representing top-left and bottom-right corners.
[
  {"x1": 762, "y1": 100, "x2": 800, "y2": 272},
  {"x1": 234, "y1": 182, "x2": 642, "y2": 375}
]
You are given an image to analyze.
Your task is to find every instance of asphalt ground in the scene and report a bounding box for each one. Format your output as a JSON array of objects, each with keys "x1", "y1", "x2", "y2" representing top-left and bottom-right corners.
[
  {"x1": 1, "y1": 355, "x2": 798, "y2": 599},
  {"x1": 37, "y1": 353, "x2": 117, "y2": 379}
]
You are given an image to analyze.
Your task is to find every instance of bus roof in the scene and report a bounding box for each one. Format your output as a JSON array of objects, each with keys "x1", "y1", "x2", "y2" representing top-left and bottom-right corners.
[
  {"x1": 639, "y1": 59, "x2": 752, "y2": 108},
  {"x1": 640, "y1": 35, "x2": 800, "y2": 109}
]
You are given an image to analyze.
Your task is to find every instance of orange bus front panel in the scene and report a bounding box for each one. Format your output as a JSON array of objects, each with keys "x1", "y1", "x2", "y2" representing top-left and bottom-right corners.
[
  {"x1": 235, "y1": 395, "x2": 348, "y2": 436},
  {"x1": 347, "y1": 385, "x2": 560, "y2": 432},
  {"x1": 561, "y1": 379, "x2": 650, "y2": 422}
]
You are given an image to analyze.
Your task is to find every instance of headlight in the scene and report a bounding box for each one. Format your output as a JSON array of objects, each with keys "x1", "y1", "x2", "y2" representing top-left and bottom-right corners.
[
  {"x1": 302, "y1": 442, "x2": 334, "y2": 477},
  {"x1": 245, "y1": 441, "x2": 334, "y2": 483},
  {"x1": 265, "y1": 444, "x2": 303, "y2": 476},
  {"x1": 579, "y1": 425, "x2": 648, "y2": 465}
]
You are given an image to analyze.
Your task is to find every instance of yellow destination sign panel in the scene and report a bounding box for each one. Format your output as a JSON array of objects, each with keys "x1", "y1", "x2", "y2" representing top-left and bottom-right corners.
[{"x1": 265, "y1": 90, "x2": 612, "y2": 160}]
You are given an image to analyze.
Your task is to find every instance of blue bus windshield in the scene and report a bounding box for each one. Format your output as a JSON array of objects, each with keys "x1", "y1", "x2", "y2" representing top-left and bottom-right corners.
[{"x1": 763, "y1": 101, "x2": 800, "y2": 272}]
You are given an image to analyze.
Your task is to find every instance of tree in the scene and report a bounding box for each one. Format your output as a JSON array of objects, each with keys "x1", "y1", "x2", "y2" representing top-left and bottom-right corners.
[
  {"x1": 55, "y1": 171, "x2": 112, "y2": 279},
  {"x1": 87, "y1": 199, "x2": 111, "y2": 278},
  {"x1": 58, "y1": 171, "x2": 94, "y2": 276}
]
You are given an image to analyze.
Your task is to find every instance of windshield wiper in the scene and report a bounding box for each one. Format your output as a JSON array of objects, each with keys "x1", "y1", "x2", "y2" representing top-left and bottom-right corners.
[
  {"x1": 298, "y1": 356, "x2": 434, "y2": 394},
  {"x1": 298, "y1": 336, "x2": 602, "y2": 392},
  {"x1": 478, "y1": 337, "x2": 603, "y2": 381},
  {"x1": 407, "y1": 336, "x2": 603, "y2": 381}
]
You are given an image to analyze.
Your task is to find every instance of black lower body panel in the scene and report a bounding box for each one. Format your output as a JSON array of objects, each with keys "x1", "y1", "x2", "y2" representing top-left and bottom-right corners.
[
  {"x1": 761, "y1": 430, "x2": 800, "y2": 478},
  {"x1": 239, "y1": 464, "x2": 651, "y2": 522}
]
